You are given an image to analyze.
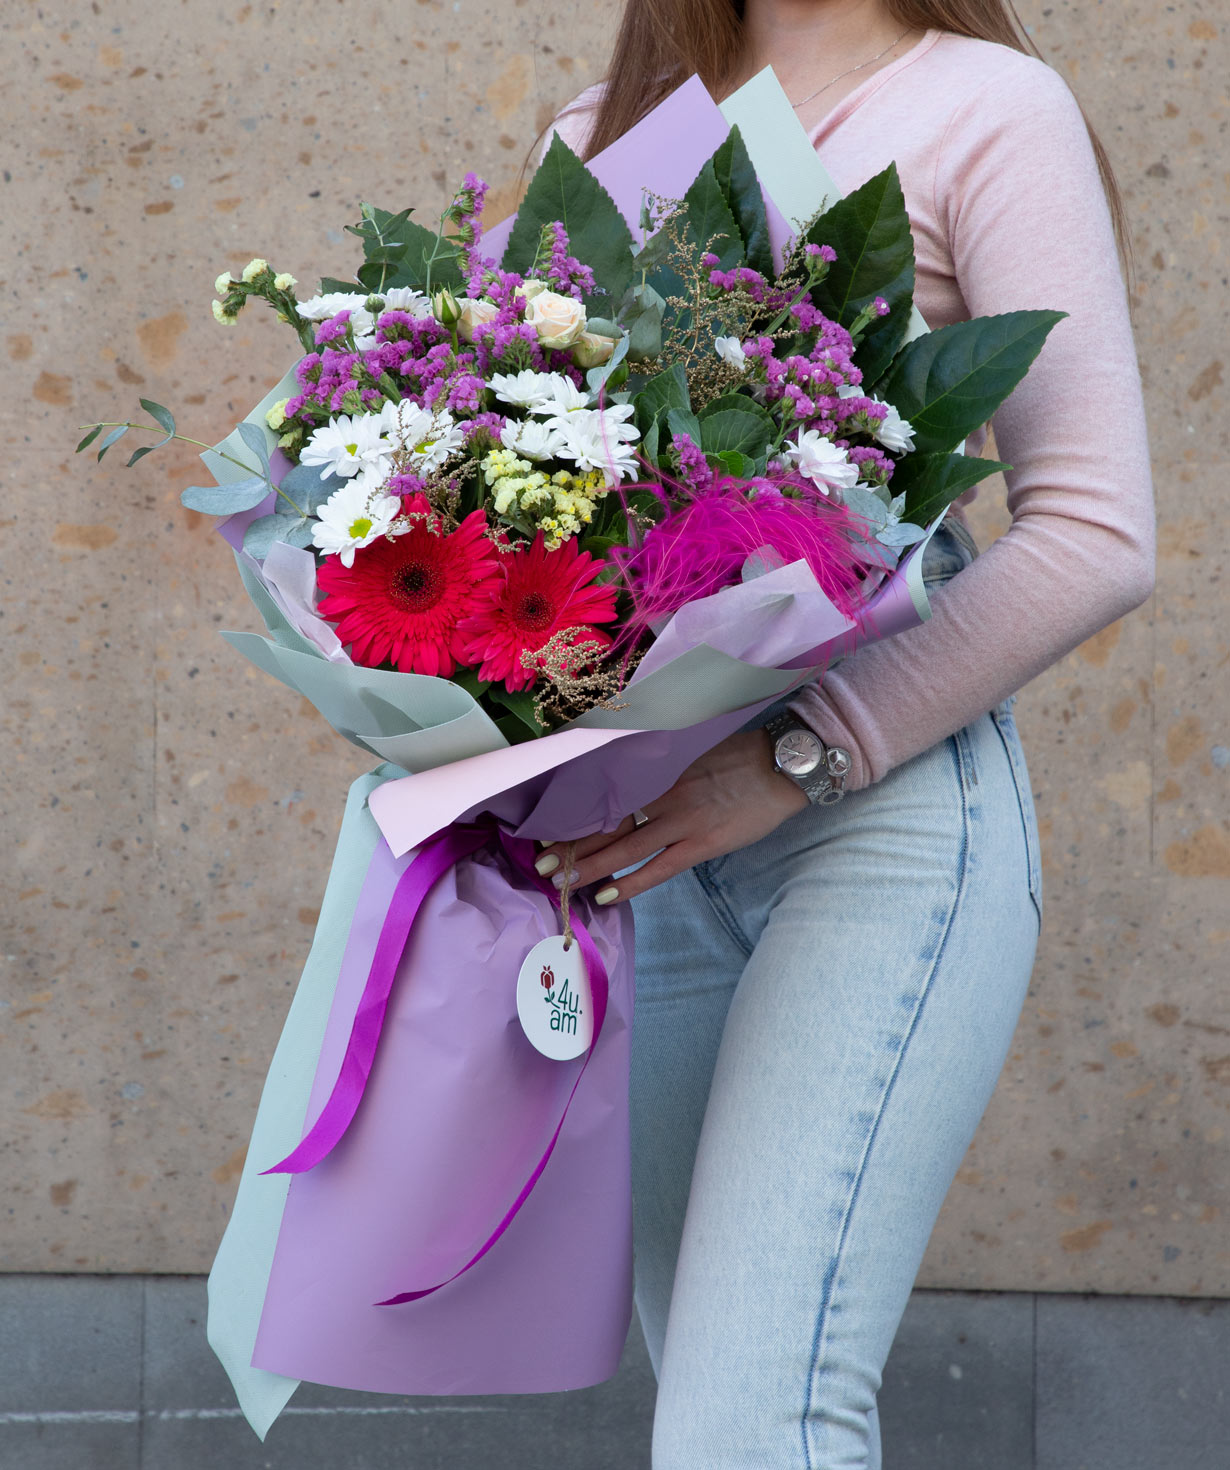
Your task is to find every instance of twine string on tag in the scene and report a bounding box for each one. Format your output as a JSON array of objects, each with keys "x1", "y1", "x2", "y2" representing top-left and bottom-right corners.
[{"x1": 557, "y1": 840, "x2": 578, "y2": 952}]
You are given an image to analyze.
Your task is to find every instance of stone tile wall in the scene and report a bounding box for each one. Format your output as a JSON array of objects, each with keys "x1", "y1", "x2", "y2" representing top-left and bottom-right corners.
[{"x1": 2, "y1": 0, "x2": 1226, "y2": 1289}]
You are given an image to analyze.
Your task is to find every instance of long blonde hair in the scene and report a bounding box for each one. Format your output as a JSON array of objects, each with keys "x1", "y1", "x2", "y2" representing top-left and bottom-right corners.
[{"x1": 580, "y1": 0, "x2": 1130, "y2": 265}]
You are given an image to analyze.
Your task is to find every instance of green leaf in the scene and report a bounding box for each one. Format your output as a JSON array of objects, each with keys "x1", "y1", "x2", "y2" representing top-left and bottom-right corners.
[
  {"x1": 697, "y1": 393, "x2": 774, "y2": 429},
  {"x1": 139, "y1": 398, "x2": 175, "y2": 435},
  {"x1": 451, "y1": 669, "x2": 491, "y2": 701},
  {"x1": 350, "y1": 204, "x2": 462, "y2": 293},
  {"x1": 807, "y1": 164, "x2": 915, "y2": 386},
  {"x1": 180, "y1": 476, "x2": 271, "y2": 515},
  {"x1": 891, "y1": 452, "x2": 1012, "y2": 527},
  {"x1": 633, "y1": 363, "x2": 691, "y2": 433},
  {"x1": 698, "y1": 408, "x2": 774, "y2": 458},
  {"x1": 503, "y1": 134, "x2": 635, "y2": 302},
  {"x1": 236, "y1": 420, "x2": 272, "y2": 476},
  {"x1": 319, "y1": 276, "x2": 360, "y2": 294},
  {"x1": 126, "y1": 445, "x2": 157, "y2": 467},
  {"x1": 666, "y1": 407, "x2": 703, "y2": 447},
  {"x1": 878, "y1": 310, "x2": 1066, "y2": 456},
  {"x1": 75, "y1": 425, "x2": 103, "y2": 453},
  {"x1": 712, "y1": 126, "x2": 773, "y2": 278},
  {"x1": 679, "y1": 157, "x2": 743, "y2": 268},
  {"x1": 486, "y1": 684, "x2": 545, "y2": 735},
  {"x1": 95, "y1": 425, "x2": 129, "y2": 462},
  {"x1": 714, "y1": 449, "x2": 758, "y2": 480}
]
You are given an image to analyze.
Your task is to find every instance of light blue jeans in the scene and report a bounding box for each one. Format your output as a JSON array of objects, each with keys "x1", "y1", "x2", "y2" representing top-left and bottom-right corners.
[{"x1": 628, "y1": 527, "x2": 1043, "y2": 1468}]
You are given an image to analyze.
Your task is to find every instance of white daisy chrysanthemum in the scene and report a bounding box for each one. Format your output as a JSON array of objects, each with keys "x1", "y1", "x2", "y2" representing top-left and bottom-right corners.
[
  {"x1": 499, "y1": 418, "x2": 564, "y2": 462},
  {"x1": 299, "y1": 412, "x2": 393, "y2": 481},
  {"x1": 488, "y1": 369, "x2": 559, "y2": 411},
  {"x1": 872, "y1": 401, "x2": 916, "y2": 454},
  {"x1": 782, "y1": 429, "x2": 861, "y2": 496},
  {"x1": 379, "y1": 286, "x2": 434, "y2": 318},
  {"x1": 552, "y1": 404, "x2": 640, "y2": 485},
  {"x1": 380, "y1": 399, "x2": 466, "y2": 473},
  {"x1": 311, "y1": 479, "x2": 402, "y2": 567},
  {"x1": 534, "y1": 375, "x2": 593, "y2": 421}
]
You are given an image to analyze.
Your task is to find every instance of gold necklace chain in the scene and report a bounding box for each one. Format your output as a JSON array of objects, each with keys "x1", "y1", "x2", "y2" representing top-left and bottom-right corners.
[{"x1": 789, "y1": 29, "x2": 911, "y2": 111}]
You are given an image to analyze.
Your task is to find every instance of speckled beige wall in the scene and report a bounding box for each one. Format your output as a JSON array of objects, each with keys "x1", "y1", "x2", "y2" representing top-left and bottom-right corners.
[{"x1": 2, "y1": 0, "x2": 1226, "y2": 1292}]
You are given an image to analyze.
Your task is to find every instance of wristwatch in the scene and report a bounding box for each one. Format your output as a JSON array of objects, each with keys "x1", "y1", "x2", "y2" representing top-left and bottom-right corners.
[{"x1": 765, "y1": 711, "x2": 851, "y2": 805}]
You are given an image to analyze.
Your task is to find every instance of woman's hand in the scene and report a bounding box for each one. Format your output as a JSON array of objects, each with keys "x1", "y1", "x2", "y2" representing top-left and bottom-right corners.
[{"x1": 535, "y1": 730, "x2": 809, "y2": 905}]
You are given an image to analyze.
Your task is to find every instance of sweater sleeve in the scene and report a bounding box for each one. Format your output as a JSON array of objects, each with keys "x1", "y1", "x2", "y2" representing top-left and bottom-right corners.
[{"x1": 789, "y1": 59, "x2": 1155, "y2": 788}]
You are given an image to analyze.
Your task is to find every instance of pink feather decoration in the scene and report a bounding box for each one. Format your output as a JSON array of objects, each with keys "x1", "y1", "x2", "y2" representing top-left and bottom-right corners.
[{"x1": 614, "y1": 475, "x2": 883, "y2": 640}]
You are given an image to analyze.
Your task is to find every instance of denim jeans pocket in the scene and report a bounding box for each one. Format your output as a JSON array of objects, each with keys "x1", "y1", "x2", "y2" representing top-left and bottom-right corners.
[{"x1": 988, "y1": 699, "x2": 1044, "y2": 927}]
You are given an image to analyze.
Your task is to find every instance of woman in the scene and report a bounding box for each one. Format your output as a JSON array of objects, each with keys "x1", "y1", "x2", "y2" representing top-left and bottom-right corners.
[{"x1": 537, "y1": 2, "x2": 1154, "y2": 1464}]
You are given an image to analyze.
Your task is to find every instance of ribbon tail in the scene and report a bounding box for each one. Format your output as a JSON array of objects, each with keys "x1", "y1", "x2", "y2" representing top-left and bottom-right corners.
[
  {"x1": 261, "y1": 825, "x2": 489, "y2": 1175},
  {"x1": 375, "y1": 833, "x2": 612, "y2": 1305}
]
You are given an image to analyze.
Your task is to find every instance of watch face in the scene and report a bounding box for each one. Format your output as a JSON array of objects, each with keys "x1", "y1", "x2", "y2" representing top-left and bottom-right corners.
[{"x1": 775, "y1": 728, "x2": 822, "y2": 777}]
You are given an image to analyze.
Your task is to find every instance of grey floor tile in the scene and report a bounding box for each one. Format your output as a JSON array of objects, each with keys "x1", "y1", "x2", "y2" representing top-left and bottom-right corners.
[
  {"x1": 0, "y1": 1275, "x2": 143, "y2": 1413},
  {"x1": 0, "y1": 1422, "x2": 139, "y2": 1470},
  {"x1": 140, "y1": 1285, "x2": 655, "y2": 1469},
  {"x1": 879, "y1": 1289, "x2": 1035, "y2": 1470},
  {"x1": 1036, "y1": 1294, "x2": 1230, "y2": 1470}
]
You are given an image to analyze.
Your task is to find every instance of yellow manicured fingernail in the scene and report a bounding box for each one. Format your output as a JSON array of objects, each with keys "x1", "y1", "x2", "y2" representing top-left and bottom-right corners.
[
  {"x1": 534, "y1": 853, "x2": 560, "y2": 876},
  {"x1": 594, "y1": 886, "x2": 620, "y2": 905}
]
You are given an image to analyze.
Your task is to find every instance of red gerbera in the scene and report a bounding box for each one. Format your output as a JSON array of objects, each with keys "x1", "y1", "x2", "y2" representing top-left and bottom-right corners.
[
  {"x1": 317, "y1": 502, "x2": 501, "y2": 676},
  {"x1": 457, "y1": 534, "x2": 618, "y2": 691}
]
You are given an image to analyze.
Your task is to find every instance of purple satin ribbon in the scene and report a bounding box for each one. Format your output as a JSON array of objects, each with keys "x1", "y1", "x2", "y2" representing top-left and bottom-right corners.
[{"x1": 262, "y1": 821, "x2": 611, "y2": 1307}]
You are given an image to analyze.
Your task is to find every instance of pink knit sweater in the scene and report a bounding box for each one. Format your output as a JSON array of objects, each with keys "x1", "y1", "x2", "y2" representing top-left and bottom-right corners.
[{"x1": 554, "y1": 29, "x2": 1156, "y2": 789}]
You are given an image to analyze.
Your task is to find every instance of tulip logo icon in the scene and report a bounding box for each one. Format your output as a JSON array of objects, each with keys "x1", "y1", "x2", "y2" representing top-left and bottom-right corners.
[{"x1": 540, "y1": 964, "x2": 555, "y2": 993}]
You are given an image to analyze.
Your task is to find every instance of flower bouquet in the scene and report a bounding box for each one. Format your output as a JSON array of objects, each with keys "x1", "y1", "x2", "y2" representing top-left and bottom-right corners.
[{"x1": 80, "y1": 68, "x2": 1060, "y2": 1438}]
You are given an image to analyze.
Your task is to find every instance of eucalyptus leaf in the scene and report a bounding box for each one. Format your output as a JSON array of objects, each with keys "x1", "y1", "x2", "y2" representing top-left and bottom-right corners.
[
  {"x1": 503, "y1": 134, "x2": 635, "y2": 302},
  {"x1": 180, "y1": 476, "x2": 272, "y2": 516},
  {"x1": 807, "y1": 164, "x2": 915, "y2": 386},
  {"x1": 712, "y1": 125, "x2": 773, "y2": 278},
  {"x1": 236, "y1": 420, "x2": 273, "y2": 476},
  {"x1": 139, "y1": 398, "x2": 176, "y2": 436},
  {"x1": 95, "y1": 424, "x2": 129, "y2": 462},
  {"x1": 841, "y1": 484, "x2": 890, "y2": 528},
  {"x1": 878, "y1": 311, "x2": 1066, "y2": 457},
  {"x1": 698, "y1": 408, "x2": 773, "y2": 459},
  {"x1": 242, "y1": 514, "x2": 316, "y2": 559},
  {"x1": 891, "y1": 451, "x2": 1013, "y2": 527},
  {"x1": 586, "y1": 330, "x2": 630, "y2": 397},
  {"x1": 76, "y1": 425, "x2": 103, "y2": 453},
  {"x1": 125, "y1": 445, "x2": 157, "y2": 467},
  {"x1": 279, "y1": 461, "x2": 346, "y2": 514},
  {"x1": 876, "y1": 521, "x2": 927, "y2": 547}
]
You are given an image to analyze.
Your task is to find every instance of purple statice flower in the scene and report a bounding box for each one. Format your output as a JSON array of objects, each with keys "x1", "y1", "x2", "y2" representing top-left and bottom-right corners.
[
  {"x1": 387, "y1": 469, "x2": 430, "y2": 500},
  {"x1": 707, "y1": 260, "x2": 773, "y2": 304},
  {"x1": 671, "y1": 432, "x2": 714, "y2": 493},
  {"x1": 848, "y1": 445, "x2": 895, "y2": 486},
  {"x1": 544, "y1": 222, "x2": 596, "y2": 301},
  {"x1": 805, "y1": 242, "x2": 838, "y2": 264},
  {"x1": 462, "y1": 411, "x2": 507, "y2": 446},
  {"x1": 313, "y1": 310, "x2": 354, "y2": 346},
  {"x1": 873, "y1": 296, "x2": 890, "y2": 317},
  {"x1": 445, "y1": 371, "x2": 486, "y2": 415}
]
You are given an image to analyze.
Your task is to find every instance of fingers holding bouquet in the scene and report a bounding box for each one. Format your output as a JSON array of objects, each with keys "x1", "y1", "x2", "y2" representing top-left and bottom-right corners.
[{"x1": 533, "y1": 729, "x2": 808, "y2": 903}]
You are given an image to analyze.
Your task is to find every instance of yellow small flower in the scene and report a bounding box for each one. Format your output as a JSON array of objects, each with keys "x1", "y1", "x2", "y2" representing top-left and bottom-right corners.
[
  {"x1": 214, "y1": 271, "x2": 234, "y2": 295},
  {"x1": 211, "y1": 299, "x2": 236, "y2": 325},
  {"x1": 265, "y1": 398, "x2": 290, "y2": 431},
  {"x1": 241, "y1": 257, "x2": 269, "y2": 283},
  {"x1": 273, "y1": 272, "x2": 297, "y2": 291}
]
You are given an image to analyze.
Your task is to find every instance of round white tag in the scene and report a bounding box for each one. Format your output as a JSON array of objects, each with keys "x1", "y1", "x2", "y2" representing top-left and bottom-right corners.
[{"x1": 516, "y1": 934, "x2": 593, "y2": 1061}]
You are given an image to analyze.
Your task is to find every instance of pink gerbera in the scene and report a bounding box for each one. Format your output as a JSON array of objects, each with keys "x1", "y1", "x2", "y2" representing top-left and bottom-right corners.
[
  {"x1": 457, "y1": 535, "x2": 618, "y2": 691},
  {"x1": 317, "y1": 501, "x2": 501, "y2": 676}
]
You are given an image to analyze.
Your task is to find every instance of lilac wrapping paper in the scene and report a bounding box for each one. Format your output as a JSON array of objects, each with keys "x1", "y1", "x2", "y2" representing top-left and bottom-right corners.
[{"x1": 250, "y1": 832, "x2": 634, "y2": 1395}]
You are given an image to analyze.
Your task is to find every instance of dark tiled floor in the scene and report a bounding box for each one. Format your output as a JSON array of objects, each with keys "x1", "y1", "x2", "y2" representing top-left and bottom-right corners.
[{"x1": 3, "y1": 1276, "x2": 1230, "y2": 1468}]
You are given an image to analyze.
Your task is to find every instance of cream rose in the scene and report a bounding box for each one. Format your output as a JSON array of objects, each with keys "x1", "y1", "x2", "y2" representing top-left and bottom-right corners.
[
  {"x1": 571, "y1": 330, "x2": 616, "y2": 369},
  {"x1": 457, "y1": 297, "x2": 500, "y2": 342},
  {"x1": 515, "y1": 278, "x2": 549, "y2": 306},
  {"x1": 525, "y1": 290, "x2": 587, "y2": 350}
]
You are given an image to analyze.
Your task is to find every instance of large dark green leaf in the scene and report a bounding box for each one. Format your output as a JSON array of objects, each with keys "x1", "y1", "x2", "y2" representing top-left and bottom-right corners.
[
  {"x1": 892, "y1": 452, "x2": 1012, "y2": 527},
  {"x1": 642, "y1": 154, "x2": 743, "y2": 327},
  {"x1": 878, "y1": 310, "x2": 1066, "y2": 456},
  {"x1": 807, "y1": 164, "x2": 915, "y2": 385},
  {"x1": 712, "y1": 126, "x2": 773, "y2": 278},
  {"x1": 633, "y1": 363, "x2": 691, "y2": 434},
  {"x1": 503, "y1": 134, "x2": 635, "y2": 303},
  {"x1": 350, "y1": 204, "x2": 463, "y2": 293},
  {"x1": 698, "y1": 408, "x2": 773, "y2": 459}
]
